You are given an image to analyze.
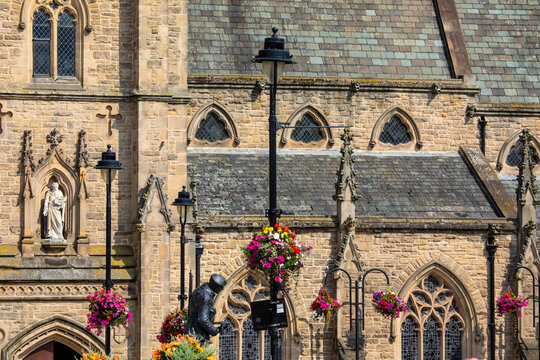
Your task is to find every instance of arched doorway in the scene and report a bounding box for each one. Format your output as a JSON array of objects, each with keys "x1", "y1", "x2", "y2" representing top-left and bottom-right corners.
[{"x1": 23, "y1": 341, "x2": 79, "y2": 360}]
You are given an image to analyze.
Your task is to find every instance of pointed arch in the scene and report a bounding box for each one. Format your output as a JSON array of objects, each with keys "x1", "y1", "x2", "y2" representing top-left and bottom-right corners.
[
  {"x1": 369, "y1": 106, "x2": 422, "y2": 151},
  {"x1": 20, "y1": 0, "x2": 92, "y2": 32},
  {"x1": 213, "y1": 265, "x2": 303, "y2": 360},
  {"x1": 281, "y1": 104, "x2": 334, "y2": 147},
  {"x1": 496, "y1": 129, "x2": 540, "y2": 174},
  {"x1": 188, "y1": 102, "x2": 240, "y2": 146},
  {"x1": 1, "y1": 315, "x2": 104, "y2": 360},
  {"x1": 393, "y1": 261, "x2": 481, "y2": 359}
]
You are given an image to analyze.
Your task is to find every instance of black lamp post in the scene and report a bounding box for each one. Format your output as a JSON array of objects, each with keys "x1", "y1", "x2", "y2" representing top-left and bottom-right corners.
[
  {"x1": 172, "y1": 186, "x2": 195, "y2": 310},
  {"x1": 253, "y1": 27, "x2": 295, "y2": 360},
  {"x1": 95, "y1": 144, "x2": 122, "y2": 355}
]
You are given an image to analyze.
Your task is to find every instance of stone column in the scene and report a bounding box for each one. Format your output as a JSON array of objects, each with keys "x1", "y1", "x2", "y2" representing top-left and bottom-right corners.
[{"x1": 134, "y1": 0, "x2": 189, "y2": 357}]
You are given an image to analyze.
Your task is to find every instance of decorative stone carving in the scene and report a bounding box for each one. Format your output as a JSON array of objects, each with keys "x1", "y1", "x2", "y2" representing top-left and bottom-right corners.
[
  {"x1": 137, "y1": 174, "x2": 174, "y2": 232},
  {"x1": 75, "y1": 130, "x2": 89, "y2": 256},
  {"x1": 465, "y1": 104, "x2": 477, "y2": 121},
  {"x1": 350, "y1": 81, "x2": 361, "y2": 93},
  {"x1": 0, "y1": 283, "x2": 129, "y2": 298},
  {"x1": 19, "y1": 0, "x2": 93, "y2": 33},
  {"x1": 255, "y1": 79, "x2": 266, "y2": 91},
  {"x1": 517, "y1": 129, "x2": 539, "y2": 206},
  {"x1": 42, "y1": 182, "x2": 67, "y2": 248},
  {"x1": 0, "y1": 103, "x2": 13, "y2": 137},
  {"x1": 334, "y1": 128, "x2": 358, "y2": 202},
  {"x1": 332, "y1": 216, "x2": 358, "y2": 270},
  {"x1": 20, "y1": 129, "x2": 85, "y2": 256},
  {"x1": 431, "y1": 83, "x2": 442, "y2": 95},
  {"x1": 97, "y1": 105, "x2": 122, "y2": 137}
]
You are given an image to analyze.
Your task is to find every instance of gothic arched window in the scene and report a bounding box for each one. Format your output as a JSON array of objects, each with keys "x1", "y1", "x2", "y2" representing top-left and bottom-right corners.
[
  {"x1": 31, "y1": 3, "x2": 79, "y2": 79},
  {"x1": 281, "y1": 105, "x2": 334, "y2": 147},
  {"x1": 216, "y1": 274, "x2": 283, "y2": 360},
  {"x1": 400, "y1": 275, "x2": 465, "y2": 360},
  {"x1": 290, "y1": 113, "x2": 325, "y2": 144},
  {"x1": 194, "y1": 111, "x2": 230, "y2": 143},
  {"x1": 497, "y1": 129, "x2": 540, "y2": 174},
  {"x1": 379, "y1": 115, "x2": 412, "y2": 146},
  {"x1": 369, "y1": 107, "x2": 422, "y2": 150}
]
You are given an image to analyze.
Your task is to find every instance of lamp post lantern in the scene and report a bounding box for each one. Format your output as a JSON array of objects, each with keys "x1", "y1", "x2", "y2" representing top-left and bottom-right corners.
[
  {"x1": 172, "y1": 186, "x2": 195, "y2": 310},
  {"x1": 95, "y1": 144, "x2": 122, "y2": 355},
  {"x1": 253, "y1": 26, "x2": 295, "y2": 360}
]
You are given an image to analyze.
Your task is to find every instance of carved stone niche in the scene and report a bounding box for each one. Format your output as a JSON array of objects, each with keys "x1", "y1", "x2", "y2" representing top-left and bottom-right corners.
[
  {"x1": 33, "y1": 161, "x2": 76, "y2": 252},
  {"x1": 21, "y1": 129, "x2": 81, "y2": 256}
]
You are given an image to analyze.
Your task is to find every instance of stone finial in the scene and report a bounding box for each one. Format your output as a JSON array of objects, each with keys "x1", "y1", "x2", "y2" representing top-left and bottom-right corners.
[
  {"x1": 76, "y1": 130, "x2": 89, "y2": 169},
  {"x1": 22, "y1": 130, "x2": 35, "y2": 173},
  {"x1": 334, "y1": 128, "x2": 358, "y2": 201},
  {"x1": 46, "y1": 128, "x2": 63, "y2": 149},
  {"x1": 517, "y1": 129, "x2": 539, "y2": 206}
]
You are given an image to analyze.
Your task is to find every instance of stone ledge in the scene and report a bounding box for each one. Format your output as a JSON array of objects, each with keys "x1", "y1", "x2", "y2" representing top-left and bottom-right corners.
[
  {"x1": 355, "y1": 216, "x2": 515, "y2": 232},
  {"x1": 188, "y1": 74, "x2": 480, "y2": 94},
  {"x1": 469, "y1": 103, "x2": 540, "y2": 117},
  {"x1": 197, "y1": 215, "x2": 337, "y2": 230},
  {"x1": 0, "y1": 91, "x2": 191, "y2": 104}
]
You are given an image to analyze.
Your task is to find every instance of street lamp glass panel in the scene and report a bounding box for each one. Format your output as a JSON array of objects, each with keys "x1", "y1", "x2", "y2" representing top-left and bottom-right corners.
[
  {"x1": 262, "y1": 61, "x2": 285, "y2": 84},
  {"x1": 100, "y1": 168, "x2": 117, "y2": 184},
  {"x1": 176, "y1": 204, "x2": 189, "y2": 223}
]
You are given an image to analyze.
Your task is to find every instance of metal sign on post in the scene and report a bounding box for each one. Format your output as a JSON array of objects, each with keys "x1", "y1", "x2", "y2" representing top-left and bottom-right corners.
[{"x1": 250, "y1": 299, "x2": 288, "y2": 331}]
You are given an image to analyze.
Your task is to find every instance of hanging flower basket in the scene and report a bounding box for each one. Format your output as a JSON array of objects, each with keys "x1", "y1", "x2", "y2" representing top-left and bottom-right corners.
[
  {"x1": 241, "y1": 224, "x2": 312, "y2": 286},
  {"x1": 496, "y1": 292, "x2": 528, "y2": 317},
  {"x1": 157, "y1": 308, "x2": 189, "y2": 343},
  {"x1": 151, "y1": 334, "x2": 215, "y2": 360},
  {"x1": 310, "y1": 290, "x2": 341, "y2": 322},
  {"x1": 372, "y1": 290, "x2": 407, "y2": 319},
  {"x1": 86, "y1": 289, "x2": 132, "y2": 336}
]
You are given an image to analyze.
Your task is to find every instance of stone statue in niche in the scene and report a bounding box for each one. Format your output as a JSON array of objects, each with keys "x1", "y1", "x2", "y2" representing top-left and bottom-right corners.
[{"x1": 42, "y1": 182, "x2": 66, "y2": 243}]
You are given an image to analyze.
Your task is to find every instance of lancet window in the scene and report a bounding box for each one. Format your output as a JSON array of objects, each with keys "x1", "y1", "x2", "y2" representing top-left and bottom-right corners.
[
  {"x1": 194, "y1": 111, "x2": 231, "y2": 143},
  {"x1": 32, "y1": 3, "x2": 77, "y2": 78},
  {"x1": 379, "y1": 115, "x2": 412, "y2": 146},
  {"x1": 290, "y1": 113, "x2": 325, "y2": 144}
]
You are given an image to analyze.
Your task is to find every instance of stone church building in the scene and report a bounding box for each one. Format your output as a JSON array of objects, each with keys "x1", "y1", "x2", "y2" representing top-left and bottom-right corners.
[{"x1": 0, "y1": 0, "x2": 538, "y2": 359}]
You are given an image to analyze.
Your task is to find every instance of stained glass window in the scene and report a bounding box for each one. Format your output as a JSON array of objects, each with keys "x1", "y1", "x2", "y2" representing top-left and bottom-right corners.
[
  {"x1": 402, "y1": 274, "x2": 465, "y2": 360},
  {"x1": 379, "y1": 115, "x2": 412, "y2": 145},
  {"x1": 57, "y1": 11, "x2": 75, "y2": 77},
  {"x1": 242, "y1": 318, "x2": 260, "y2": 360},
  {"x1": 195, "y1": 112, "x2": 230, "y2": 143},
  {"x1": 506, "y1": 140, "x2": 538, "y2": 167},
  {"x1": 290, "y1": 113, "x2": 324, "y2": 143},
  {"x1": 401, "y1": 316, "x2": 419, "y2": 360},
  {"x1": 423, "y1": 316, "x2": 440, "y2": 360},
  {"x1": 445, "y1": 316, "x2": 463, "y2": 360},
  {"x1": 33, "y1": 9, "x2": 51, "y2": 76},
  {"x1": 219, "y1": 318, "x2": 236, "y2": 360}
]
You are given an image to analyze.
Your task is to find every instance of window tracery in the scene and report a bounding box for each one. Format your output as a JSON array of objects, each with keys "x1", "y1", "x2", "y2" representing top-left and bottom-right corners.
[
  {"x1": 281, "y1": 105, "x2": 334, "y2": 147},
  {"x1": 216, "y1": 274, "x2": 277, "y2": 360},
  {"x1": 194, "y1": 111, "x2": 230, "y2": 143},
  {"x1": 188, "y1": 103, "x2": 240, "y2": 147},
  {"x1": 369, "y1": 107, "x2": 422, "y2": 151},
  {"x1": 400, "y1": 275, "x2": 465, "y2": 360},
  {"x1": 290, "y1": 113, "x2": 325, "y2": 144}
]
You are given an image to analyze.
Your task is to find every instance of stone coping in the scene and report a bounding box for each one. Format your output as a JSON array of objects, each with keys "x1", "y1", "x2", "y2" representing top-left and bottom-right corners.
[{"x1": 188, "y1": 74, "x2": 480, "y2": 94}]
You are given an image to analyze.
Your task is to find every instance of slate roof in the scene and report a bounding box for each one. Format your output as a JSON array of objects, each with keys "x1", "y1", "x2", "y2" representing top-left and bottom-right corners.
[
  {"x1": 188, "y1": 0, "x2": 539, "y2": 104},
  {"x1": 188, "y1": 0, "x2": 451, "y2": 78},
  {"x1": 188, "y1": 149, "x2": 500, "y2": 218},
  {"x1": 455, "y1": 0, "x2": 540, "y2": 103}
]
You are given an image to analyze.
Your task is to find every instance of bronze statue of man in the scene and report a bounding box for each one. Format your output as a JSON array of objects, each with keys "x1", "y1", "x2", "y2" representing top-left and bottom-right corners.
[{"x1": 186, "y1": 273, "x2": 227, "y2": 341}]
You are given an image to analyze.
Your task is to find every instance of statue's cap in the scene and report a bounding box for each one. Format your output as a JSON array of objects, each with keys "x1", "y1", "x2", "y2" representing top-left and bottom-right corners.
[{"x1": 209, "y1": 274, "x2": 227, "y2": 293}]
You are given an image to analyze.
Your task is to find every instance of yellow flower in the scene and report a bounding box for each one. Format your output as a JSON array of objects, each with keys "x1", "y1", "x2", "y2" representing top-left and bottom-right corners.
[
  {"x1": 269, "y1": 227, "x2": 273, "y2": 232},
  {"x1": 207, "y1": 357, "x2": 215, "y2": 360}
]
